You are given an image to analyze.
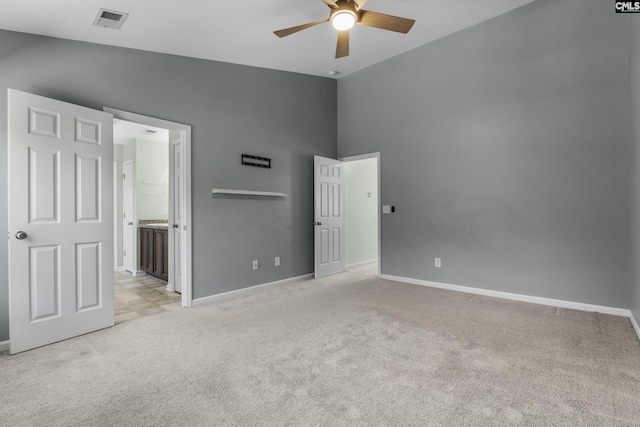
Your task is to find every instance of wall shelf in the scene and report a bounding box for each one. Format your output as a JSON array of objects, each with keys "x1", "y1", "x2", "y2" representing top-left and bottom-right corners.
[{"x1": 211, "y1": 188, "x2": 287, "y2": 197}]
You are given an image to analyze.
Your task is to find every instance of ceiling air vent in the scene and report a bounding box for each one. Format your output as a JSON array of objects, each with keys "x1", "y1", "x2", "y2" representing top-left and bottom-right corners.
[
  {"x1": 141, "y1": 129, "x2": 157, "y2": 135},
  {"x1": 92, "y1": 8, "x2": 129, "y2": 30}
]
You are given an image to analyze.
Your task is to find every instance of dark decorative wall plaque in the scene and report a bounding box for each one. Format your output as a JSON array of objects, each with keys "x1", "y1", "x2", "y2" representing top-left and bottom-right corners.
[{"x1": 242, "y1": 154, "x2": 271, "y2": 169}]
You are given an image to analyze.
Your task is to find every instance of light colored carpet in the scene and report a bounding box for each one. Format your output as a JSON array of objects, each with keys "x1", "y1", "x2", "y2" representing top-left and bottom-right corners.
[{"x1": 1, "y1": 264, "x2": 639, "y2": 426}]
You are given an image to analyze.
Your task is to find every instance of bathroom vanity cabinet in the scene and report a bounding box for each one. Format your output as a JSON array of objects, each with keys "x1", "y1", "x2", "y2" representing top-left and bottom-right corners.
[{"x1": 139, "y1": 225, "x2": 169, "y2": 282}]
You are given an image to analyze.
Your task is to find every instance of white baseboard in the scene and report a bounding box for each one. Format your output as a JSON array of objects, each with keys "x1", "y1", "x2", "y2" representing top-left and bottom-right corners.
[
  {"x1": 115, "y1": 266, "x2": 125, "y2": 272},
  {"x1": 346, "y1": 259, "x2": 378, "y2": 269},
  {"x1": 380, "y1": 274, "x2": 631, "y2": 318},
  {"x1": 192, "y1": 273, "x2": 314, "y2": 307},
  {"x1": 630, "y1": 311, "x2": 640, "y2": 341},
  {"x1": 0, "y1": 340, "x2": 9, "y2": 352},
  {"x1": 166, "y1": 283, "x2": 175, "y2": 292},
  {"x1": 132, "y1": 270, "x2": 145, "y2": 277}
]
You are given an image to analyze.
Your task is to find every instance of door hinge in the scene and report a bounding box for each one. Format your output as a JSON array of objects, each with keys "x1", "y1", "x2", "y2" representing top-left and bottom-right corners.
[
  {"x1": 123, "y1": 173, "x2": 126, "y2": 180},
  {"x1": 123, "y1": 250, "x2": 126, "y2": 256},
  {"x1": 7, "y1": 232, "x2": 9, "y2": 240}
]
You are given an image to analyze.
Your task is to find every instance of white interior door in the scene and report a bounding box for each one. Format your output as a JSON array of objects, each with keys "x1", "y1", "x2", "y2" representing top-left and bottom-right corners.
[
  {"x1": 172, "y1": 140, "x2": 183, "y2": 293},
  {"x1": 8, "y1": 89, "x2": 114, "y2": 354},
  {"x1": 314, "y1": 155, "x2": 345, "y2": 278},
  {"x1": 122, "y1": 160, "x2": 134, "y2": 272}
]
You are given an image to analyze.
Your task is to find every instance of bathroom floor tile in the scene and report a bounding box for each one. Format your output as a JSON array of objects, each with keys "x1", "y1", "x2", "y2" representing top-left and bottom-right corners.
[{"x1": 114, "y1": 271, "x2": 181, "y2": 324}]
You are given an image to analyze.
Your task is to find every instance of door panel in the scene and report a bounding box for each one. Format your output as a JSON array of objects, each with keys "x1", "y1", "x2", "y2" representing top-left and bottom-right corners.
[
  {"x1": 8, "y1": 89, "x2": 114, "y2": 354},
  {"x1": 76, "y1": 242, "x2": 101, "y2": 311},
  {"x1": 29, "y1": 148, "x2": 59, "y2": 223},
  {"x1": 314, "y1": 155, "x2": 345, "y2": 278},
  {"x1": 75, "y1": 154, "x2": 100, "y2": 222},
  {"x1": 29, "y1": 245, "x2": 60, "y2": 321}
]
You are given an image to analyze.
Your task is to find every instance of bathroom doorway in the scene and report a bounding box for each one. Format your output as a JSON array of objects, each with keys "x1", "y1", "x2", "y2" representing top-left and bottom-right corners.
[{"x1": 109, "y1": 108, "x2": 193, "y2": 314}]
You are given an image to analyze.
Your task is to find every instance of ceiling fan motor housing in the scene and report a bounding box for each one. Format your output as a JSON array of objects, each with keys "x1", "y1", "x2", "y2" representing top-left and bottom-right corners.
[{"x1": 330, "y1": 1, "x2": 360, "y2": 28}]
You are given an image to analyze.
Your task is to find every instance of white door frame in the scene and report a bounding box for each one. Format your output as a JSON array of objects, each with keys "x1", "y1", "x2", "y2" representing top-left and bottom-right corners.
[
  {"x1": 105, "y1": 107, "x2": 193, "y2": 308},
  {"x1": 122, "y1": 159, "x2": 135, "y2": 273},
  {"x1": 339, "y1": 152, "x2": 381, "y2": 278},
  {"x1": 169, "y1": 138, "x2": 182, "y2": 293}
]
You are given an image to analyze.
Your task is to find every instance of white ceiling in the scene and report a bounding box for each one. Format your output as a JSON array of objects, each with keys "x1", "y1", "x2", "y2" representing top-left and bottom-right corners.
[
  {"x1": 113, "y1": 119, "x2": 168, "y2": 145},
  {"x1": 0, "y1": 0, "x2": 537, "y2": 79}
]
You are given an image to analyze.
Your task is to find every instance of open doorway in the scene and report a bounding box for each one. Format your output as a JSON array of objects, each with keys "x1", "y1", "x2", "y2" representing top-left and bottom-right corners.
[
  {"x1": 113, "y1": 120, "x2": 181, "y2": 322},
  {"x1": 108, "y1": 108, "x2": 193, "y2": 316},
  {"x1": 342, "y1": 152, "x2": 381, "y2": 277},
  {"x1": 313, "y1": 153, "x2": 380, "y2": 280}
]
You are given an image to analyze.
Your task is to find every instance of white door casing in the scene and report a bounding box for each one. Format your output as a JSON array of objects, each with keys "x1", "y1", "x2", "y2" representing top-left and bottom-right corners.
[
  {"x1": 122, "y1": 160, "x2": 134, "y2": 272},
  {"x1": 314, "y1": 155, "x2": 345, "y2": 278},
  {"x1": 105, "y1": 107, "x2": 192, "y2": 308},
  {"x1": 8, "y1": 89, "x2": 114, "y2": 354},
  {"x1": 172, "y1": 140, "x2": 183, "y2": 293}
]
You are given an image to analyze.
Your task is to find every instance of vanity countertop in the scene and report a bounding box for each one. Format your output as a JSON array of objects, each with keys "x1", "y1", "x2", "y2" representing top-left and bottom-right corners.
[{"x1": 139, "y1": 223, "x2": 169, "y2": 230}]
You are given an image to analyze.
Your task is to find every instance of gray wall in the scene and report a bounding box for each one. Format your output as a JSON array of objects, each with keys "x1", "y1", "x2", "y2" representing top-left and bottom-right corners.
[
  {"x1": 0, "y1": 30, "x2": 336, "y2": 341},
  {"x1": 631, "y1": 17, "x2": 640, "y2": 323},
  {"x1": 337, "y1": 0, "x2": 632, "y2": 308}
]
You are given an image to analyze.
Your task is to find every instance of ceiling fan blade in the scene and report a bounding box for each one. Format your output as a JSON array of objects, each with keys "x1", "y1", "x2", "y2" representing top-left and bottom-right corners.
[
  {"x1": 336, "y1": 30, "x2": 349, "y2": 59},
  {"x1": 321, "y1": 0, "x2": 339, "y2": 9},
  {"x1": 273, "y1": 18, "x2": 328, "y2": 38},
  {"x1": 352, "y1": 0, "x2": 369, "y2": 10},
  {"x1": 358, "y1": 10, "x2": 415, "y2": 34}
]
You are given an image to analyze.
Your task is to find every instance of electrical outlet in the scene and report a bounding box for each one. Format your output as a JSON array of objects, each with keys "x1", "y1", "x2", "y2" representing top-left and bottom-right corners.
[
  {"x1": 435, "y1": 258, "x2": 441, "y2": 268},
  {"x1": 275, "y1": 256, "x2": 280, "y2": 267},
  {"x1": 252, "y1": 260, "x2": 259, "y2": 270}
]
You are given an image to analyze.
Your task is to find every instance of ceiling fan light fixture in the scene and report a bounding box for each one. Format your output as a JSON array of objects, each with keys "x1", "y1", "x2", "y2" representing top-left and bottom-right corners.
[{"x1": 331, "y1": 10, "x2": 357, "y2": 31}]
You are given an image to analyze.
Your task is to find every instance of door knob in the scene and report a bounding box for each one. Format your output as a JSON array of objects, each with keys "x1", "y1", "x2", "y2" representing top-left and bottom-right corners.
[
  {"x1": 128, "y1": 222, "x2": 133, "y2": 226},
  {"x1": 15, "y1": 231, "x2": 27, "y2": 240},
  {"x1": 172, "y1": 224, "x2": 179, "y2": 229},
  {"x1": 314, "y1": 221, "x2": 322, "y2": 226}
]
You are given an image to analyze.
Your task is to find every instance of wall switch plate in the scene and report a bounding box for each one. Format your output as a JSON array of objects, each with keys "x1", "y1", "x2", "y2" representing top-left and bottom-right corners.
[
  {"x1": 435, "y1": 258, "x2": 441, "y2": 268},
  {"x1": 382, "y1": 205, "x2": 391, "y2": 214},
  {"x1": 253, "y1": 260, "x2": 259, "y2": 270},
  {"x1": 275, "y1": 256, "x2": 280, "y2": 267},
  {"x1": 163, "y1": 207, "x2": 169, "y2": 214}
]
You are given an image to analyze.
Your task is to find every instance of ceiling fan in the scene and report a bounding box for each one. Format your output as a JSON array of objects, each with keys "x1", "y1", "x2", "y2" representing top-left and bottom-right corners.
[{"x1": 273, "y1": 0, "x2": 416, "y2": 59}]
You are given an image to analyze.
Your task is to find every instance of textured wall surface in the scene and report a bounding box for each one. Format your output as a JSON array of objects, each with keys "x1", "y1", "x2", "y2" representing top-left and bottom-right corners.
[
  {"x1": 338, "y1": 0, "x2": 632, "y2": 308},
  {"x1": 0, "y1": 30, "x2": 336, "y2": 341}
]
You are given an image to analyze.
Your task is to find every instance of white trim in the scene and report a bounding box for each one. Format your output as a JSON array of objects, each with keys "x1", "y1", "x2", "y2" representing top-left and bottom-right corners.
[
  {"x1": 212, "y1": 188, "x2": 287, "y2": 197},
  {"x1": 340, "y1": 152, "x2": 381, "y2": 278},
  {"x1": 346, "y1": 259, "x2": 378, "y2": 269},
  {"x1": 0, "y1": 340, "x2": 9, "y2": 353},
  {"x1": 630, "y1": 311, "x2": 640, "y2": 341},
  {"x1": 340, "y1": 152, "x2": 380, "y2": 162},
  {"x1": 122, "y1": 159, "x2": 135, "y2": 273},
  {"x1": 115, "y1": 266, "x2": 125, "y2": 272},
  {"x1": 166, "y1": 283, "x2": 175, "y2": 292},
  {"x1": 192, "y1": 274, "x2": 313, "y2": 307},
  {"x1": 105, "y1": 107, "x2": 193, "y2": 309},
  {"x1": 380, "y1": 274, "x2": 631, "y2": 317},
  {"x1": 132, "y1": 269, "x2": 146, "y2": 276}
]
